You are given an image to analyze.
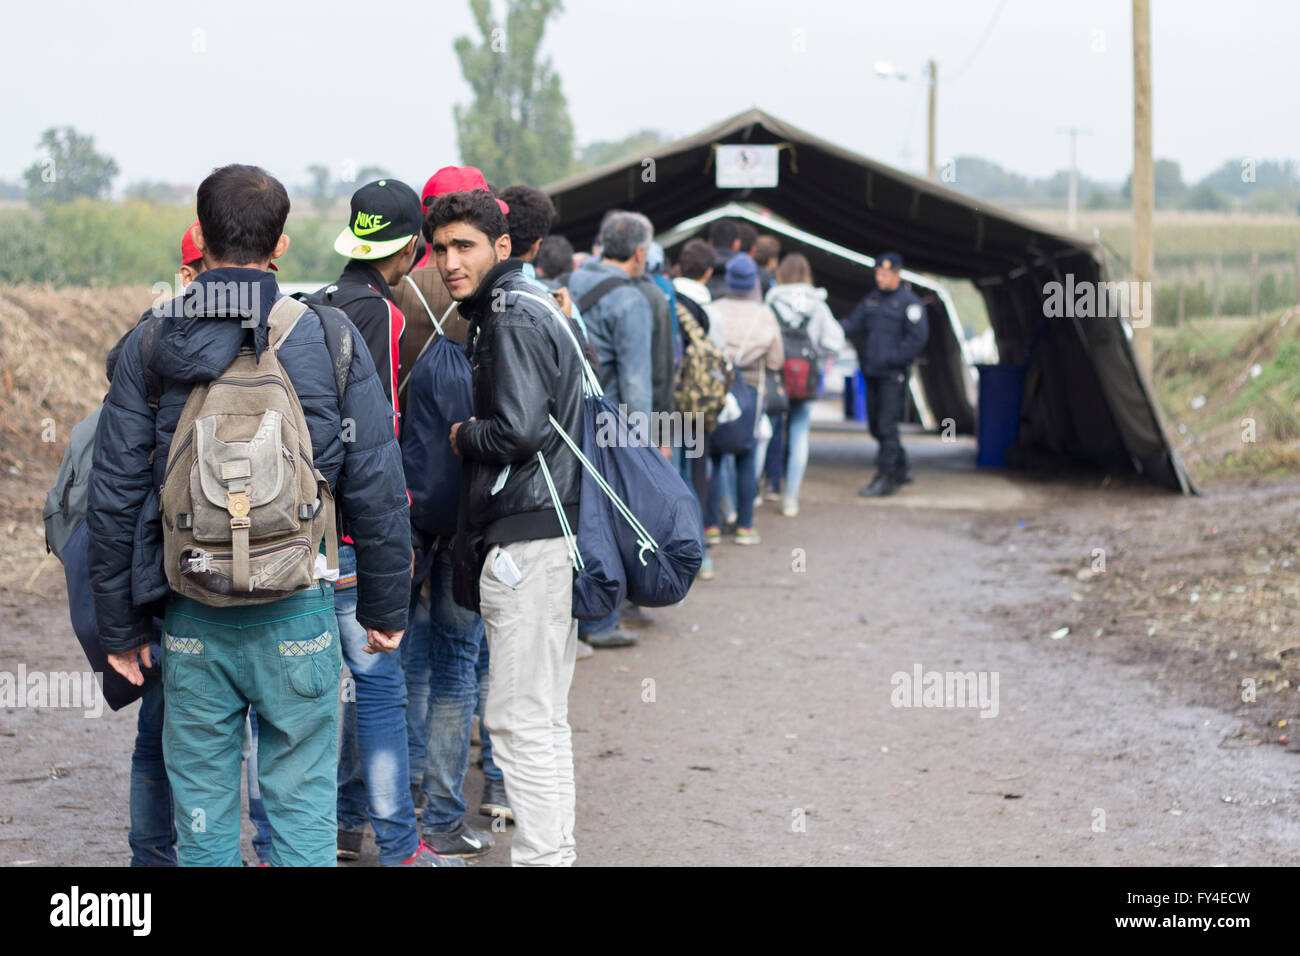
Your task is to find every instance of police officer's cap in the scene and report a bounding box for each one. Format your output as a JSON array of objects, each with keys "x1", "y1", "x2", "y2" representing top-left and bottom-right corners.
[{"x1": 877, "y1": 252, "x2": 903, "y2": 271}]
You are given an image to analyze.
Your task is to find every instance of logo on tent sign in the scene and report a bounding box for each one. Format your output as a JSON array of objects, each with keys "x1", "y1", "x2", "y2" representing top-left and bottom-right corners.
[{"x1": 716, "y1": 145, "x2": 780, "y2": 189}]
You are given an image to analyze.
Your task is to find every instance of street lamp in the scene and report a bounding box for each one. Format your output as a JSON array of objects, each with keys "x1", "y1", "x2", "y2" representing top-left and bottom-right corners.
[{"x1": 874, "y1": 60, "x2": 938, "y2": 181}]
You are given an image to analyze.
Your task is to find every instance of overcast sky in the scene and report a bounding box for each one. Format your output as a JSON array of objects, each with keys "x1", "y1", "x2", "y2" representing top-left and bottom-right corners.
[{"x1": 3, "y1": 0, "x2": 1294, "y2": 193}]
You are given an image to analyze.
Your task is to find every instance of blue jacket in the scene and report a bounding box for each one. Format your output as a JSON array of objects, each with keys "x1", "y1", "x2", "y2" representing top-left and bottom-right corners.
[
  {"x1": 566, "y1": 258, "x2": 653, "y2": 417},
  {"x1": 841, "y1": 284, "x2": 929, "y2": 378},
  {"x1": 87, "y1": 268, "x2": 412, "y2": 653}
]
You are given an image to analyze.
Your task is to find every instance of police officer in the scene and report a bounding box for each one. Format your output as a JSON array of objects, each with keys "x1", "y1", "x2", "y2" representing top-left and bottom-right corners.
[{"x1": 841, "y1": 252, "x2": 929, "y2": 497}]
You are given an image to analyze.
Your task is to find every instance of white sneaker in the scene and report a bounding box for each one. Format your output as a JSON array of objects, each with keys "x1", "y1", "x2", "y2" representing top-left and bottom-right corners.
[
  {"x1": 781, "y1": 499, "x2": 799, "y2": 518},
  {"x1": 576, "y1": 639, "x2": 594, "y2": 660}
]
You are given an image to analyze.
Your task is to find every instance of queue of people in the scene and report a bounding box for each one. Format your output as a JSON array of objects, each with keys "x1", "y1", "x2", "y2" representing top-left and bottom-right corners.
[{"x1": 78, "y1": 163, "x2": 927, "y2": 869}]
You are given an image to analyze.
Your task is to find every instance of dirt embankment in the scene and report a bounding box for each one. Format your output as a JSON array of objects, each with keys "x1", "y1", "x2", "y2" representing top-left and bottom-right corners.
[
  {"x1": 1154, "y1": 307, "x2": 1300, "y2": 479},
  {"x1": 0, "y1": 285, "x2": 155, "y2": 599}
]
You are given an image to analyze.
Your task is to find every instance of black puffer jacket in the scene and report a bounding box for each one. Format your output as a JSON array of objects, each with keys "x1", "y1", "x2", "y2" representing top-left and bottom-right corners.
[
  {"x1": 455, "y1": 259, "x2": 583, "y2": 545},
  {"x1": 88, "y1": 269, "x2": 411, "y2": 653}
]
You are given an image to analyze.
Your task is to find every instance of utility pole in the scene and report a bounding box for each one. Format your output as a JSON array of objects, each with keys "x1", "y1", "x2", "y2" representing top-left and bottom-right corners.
[
  {"x1": 926, "y1": 59, "x2": 937, "y2": 181},
  {"x1": 1131, "y1": 0, "x2": 1155, "y2": 370},
  {"x1": 1056, "y1": 127, "x2": 1093, "y2": 231}
]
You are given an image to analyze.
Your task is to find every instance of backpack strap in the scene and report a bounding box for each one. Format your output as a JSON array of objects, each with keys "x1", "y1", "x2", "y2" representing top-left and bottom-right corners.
[
  {"x1": 768, "y1": 296, "x2": 810, "y2": 331},
  {"x1": 511, "y1": 290, "x2": 604, "y2": 396},
  {"x1": 396, "y1": 274, "x2": 456, "y2": 400},
  {"x1": 676, "y1": 291, "x2": 709, "y2": 336},
  {"x1": 576, "y1": 274, "x2": 631, "y2": 314},
  {"x1": 266, "y1": 296, "x2": 309, "y2": 351},
  {"x1": 288, "y1": 292, "x2": 354, "y2": 408},
  {"x1": 315, "y1": 305, "x2": 354, "y2": 409},
  {"x1": 313, "y1": 282, "x2": 387, "y2": 310}
]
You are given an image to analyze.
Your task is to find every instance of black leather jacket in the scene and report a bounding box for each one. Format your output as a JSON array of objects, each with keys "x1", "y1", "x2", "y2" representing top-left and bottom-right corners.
[{"x1": 455, "y1": 260, "x2": 583, "y2": 544}]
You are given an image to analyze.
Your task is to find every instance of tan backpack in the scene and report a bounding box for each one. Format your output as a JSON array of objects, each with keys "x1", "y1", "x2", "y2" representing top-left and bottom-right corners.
[{"x1": 160, "y1": 296, "x2": 337, "y2": 605}]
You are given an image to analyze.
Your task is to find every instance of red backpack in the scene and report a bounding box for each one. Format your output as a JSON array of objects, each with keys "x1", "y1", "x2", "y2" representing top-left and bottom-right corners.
[{"x1": 770, "y1": 298, "x2": 822, "y2": 401}]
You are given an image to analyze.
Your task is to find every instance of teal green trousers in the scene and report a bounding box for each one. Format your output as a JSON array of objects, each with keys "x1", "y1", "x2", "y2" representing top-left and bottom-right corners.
[{"x1": 162, "y1": 583, "x2": 341, "y2": 866}]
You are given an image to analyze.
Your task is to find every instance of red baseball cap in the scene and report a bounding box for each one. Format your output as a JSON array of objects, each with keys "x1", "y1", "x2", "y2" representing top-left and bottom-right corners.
[
  {"x1": 181, "y1": 221, "x2": 203, "y2": 266},
  {"x1": 421, "y1": 166, "x2": 509, "y2": 214},
  {"x1": 182, "y1": 220, "x2": 278, "y2": 271}
]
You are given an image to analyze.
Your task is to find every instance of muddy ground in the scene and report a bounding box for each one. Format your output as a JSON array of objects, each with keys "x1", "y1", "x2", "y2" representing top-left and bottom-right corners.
[{"x1": 1, "y1": 428, "x2": 1298, "y2": 866}]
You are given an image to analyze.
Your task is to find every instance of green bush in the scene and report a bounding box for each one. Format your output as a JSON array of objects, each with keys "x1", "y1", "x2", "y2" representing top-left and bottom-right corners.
[{"x1": 0, "y1": 200, "x2": 343, "y2": 287}]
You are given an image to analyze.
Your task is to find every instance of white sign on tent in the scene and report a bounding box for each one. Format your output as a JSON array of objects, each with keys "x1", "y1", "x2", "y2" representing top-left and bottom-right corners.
[{"x1": 715, "y1": 145, "x2": 780, "y2": 188}]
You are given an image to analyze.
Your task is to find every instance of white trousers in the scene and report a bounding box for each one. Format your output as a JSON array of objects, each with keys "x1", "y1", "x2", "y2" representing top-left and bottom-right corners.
[{"x1": 479, "y1": 536, "x2": 578, "y2": 866}]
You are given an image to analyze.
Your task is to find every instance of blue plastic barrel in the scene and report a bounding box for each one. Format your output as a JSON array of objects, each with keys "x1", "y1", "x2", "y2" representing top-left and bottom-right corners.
[
  {"x1": 975, "y1": 364, "x2": 1026, "y2": 468},
  {"x1": 842, "y1": 371, "x2": 867, "y2": 423}
]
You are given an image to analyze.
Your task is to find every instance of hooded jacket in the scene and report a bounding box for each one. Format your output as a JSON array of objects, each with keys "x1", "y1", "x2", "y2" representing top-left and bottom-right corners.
[
  {"x1": 455, "y1": 259, "x2": 583, "y2": 545},
  {"x1": 765, "y1": 282, "x2": 846, "y2": 361},
  {"x1": 87, "y1": 268, "x2": 412, "y2": 652}
]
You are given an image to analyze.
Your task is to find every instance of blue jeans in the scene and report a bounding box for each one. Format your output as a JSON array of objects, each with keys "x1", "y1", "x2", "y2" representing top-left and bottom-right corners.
[
  {"x1": 245, "y1": 710, "x2": 273, "y2": 864},
  {"x1": 474, "y1": 636, "x2": 499, "y2": 780},
  {"x1": 707, "y1": 446, "x2": 756, "y2": 529},
  {"x1": 129, "y1": 660, "x2": 176, "y2": 867},
  {"x1": 784, "y1": 401, "x2": 814, "y2": 503},
  {"x1": 580, "y1": 607, "x2": 620, "y2": 638},
  {"x1": 763, "y1": 412, "x2": 786, "y2": 489},
  {"x1": 718, "y1": 454, "x2": 737, "y2": 519},
  {"x1": 335, "y1": 545, "x2": 420, "y2": 865},
  {"x1": 403, "y1": 547, "x2": 499, "y2": 834}
]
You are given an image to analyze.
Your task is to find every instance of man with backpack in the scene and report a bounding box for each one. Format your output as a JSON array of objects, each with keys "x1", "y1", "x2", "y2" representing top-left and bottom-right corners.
[
  {"x1": 564, "y1": 211, "x2": 656, "y2": 649},
  {"x1": 315, "y1": 180, "x2": 474, "y2": 865},
  {"x1": 47, "y1": 221, "x2": 279, "y2": 865},
  {"x1": 397, "y1": 180, "x2": 558, "y2": 855},
  {"x1": 88, "y1": 164, "x2": 416, "y2": 867},
  {"x1": 671, "y1": 239, "x2": 730, "y2": 582},
  {"x1": 429, "y1": 188, "x2": 586, "y2": 866}
]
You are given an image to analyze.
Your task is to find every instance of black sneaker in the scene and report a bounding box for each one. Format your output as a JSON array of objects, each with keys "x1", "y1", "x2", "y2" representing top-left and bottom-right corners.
[
  {"x1": 479, "y1": 778, "x2": 514, "y2": 822},
  {"x1": 859, "y1": 474, "x2": 900, "y2": 497},
  {"x1": 584, "y1": 626, "x2": 638, "y2": 648},
  {"x1": 899, "y1": 470, "x2": 915, "y2": 484},
  {"x1": 337, "y1": 827, "x2": 364, "y2": 861},
  {"x1": 422, "y1": 819, "x2": 495, "y2": 858}
]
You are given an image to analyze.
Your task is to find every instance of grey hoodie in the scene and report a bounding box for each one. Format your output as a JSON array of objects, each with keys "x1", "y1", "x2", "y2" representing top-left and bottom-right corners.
[{"x1": 765, "y1": 282, "x2": 845, "y2": 359}]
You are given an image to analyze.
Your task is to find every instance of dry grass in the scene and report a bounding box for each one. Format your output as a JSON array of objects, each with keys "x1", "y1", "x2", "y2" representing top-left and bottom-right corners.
[
  {"x1": 1155, "y1": 307, "x2": 1300, "y2": 481},
  {"x1": 0, "y1": 284, "x2": 156, "y2": 597}
]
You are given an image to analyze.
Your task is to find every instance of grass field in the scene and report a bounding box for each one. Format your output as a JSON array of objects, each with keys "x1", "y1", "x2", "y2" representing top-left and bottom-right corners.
[{"x1": 1154, "y1": 308, "x2": 1300, "y2": 480}]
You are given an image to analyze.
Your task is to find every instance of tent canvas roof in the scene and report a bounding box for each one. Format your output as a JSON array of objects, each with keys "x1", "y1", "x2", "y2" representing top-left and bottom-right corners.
[{"x1": 544, "y1": 108, "x2": 1189, "y2": 491}]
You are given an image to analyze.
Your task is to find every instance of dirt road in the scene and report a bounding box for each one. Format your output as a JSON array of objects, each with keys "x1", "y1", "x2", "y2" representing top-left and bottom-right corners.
[{"x1": 2, "y1": 429, "x2": 1298, "y2": 866}]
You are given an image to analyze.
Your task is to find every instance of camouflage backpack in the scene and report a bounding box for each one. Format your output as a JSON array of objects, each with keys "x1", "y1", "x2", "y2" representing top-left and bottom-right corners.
[
  {"x1": 673, "y1": 294, "x2": 732, "y2": 432},
  {"x1": 159, "y1": 296, "x2": 337, "y2": 605}
]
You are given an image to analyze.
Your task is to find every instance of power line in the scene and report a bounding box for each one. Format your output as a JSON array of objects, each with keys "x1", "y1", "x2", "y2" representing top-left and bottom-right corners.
[{"x1": 948, "y1": 0, "x2": 1009, "y2": 81}]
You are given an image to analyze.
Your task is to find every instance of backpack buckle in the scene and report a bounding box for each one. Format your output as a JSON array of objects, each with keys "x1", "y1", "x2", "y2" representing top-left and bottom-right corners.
[{"x1": 227, "y1": 490, "x2": 251, "y2": 520}]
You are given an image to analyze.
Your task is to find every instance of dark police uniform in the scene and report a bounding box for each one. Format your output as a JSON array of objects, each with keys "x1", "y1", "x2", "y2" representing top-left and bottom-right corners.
[{"x1": 841, "y1": 253, "x2": 929, "y2": 490}]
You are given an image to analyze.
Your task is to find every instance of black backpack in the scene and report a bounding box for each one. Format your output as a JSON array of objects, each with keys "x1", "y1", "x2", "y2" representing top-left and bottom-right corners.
[{"x1": 770, "y1": 297, "x2": 822, "y2": 401}]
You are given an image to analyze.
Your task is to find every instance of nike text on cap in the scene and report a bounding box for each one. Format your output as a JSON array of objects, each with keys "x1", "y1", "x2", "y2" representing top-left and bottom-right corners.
[{"x1": 334, "y1": 179, "x2": 423, "y2": 260}]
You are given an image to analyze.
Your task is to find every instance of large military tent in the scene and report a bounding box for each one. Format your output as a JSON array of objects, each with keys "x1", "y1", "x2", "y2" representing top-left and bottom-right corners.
[{"x1": 543, "y1": 108, "x2": 1190, "y2": 492}]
